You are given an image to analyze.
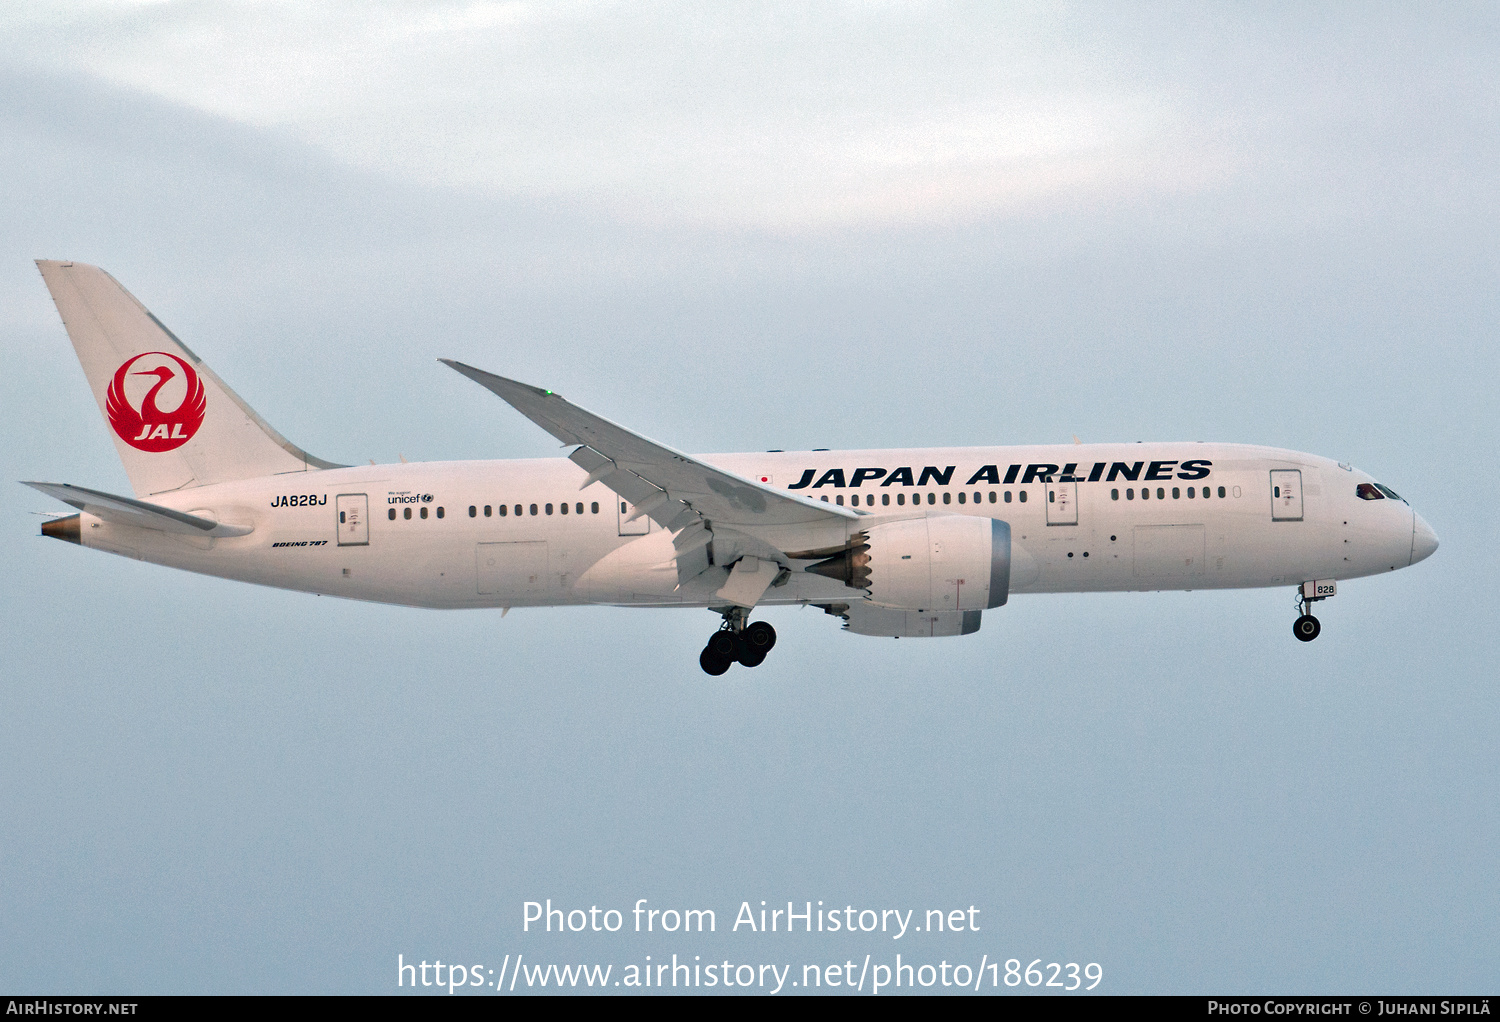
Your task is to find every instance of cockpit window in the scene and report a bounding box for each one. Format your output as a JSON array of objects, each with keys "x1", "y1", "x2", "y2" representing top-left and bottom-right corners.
[
  {"x1": 1356, "y1": 483, "x2": 1384, "y2": 500},
  {"x1": 1374, "y1": 483, "x2": 1403, "y2": 501}
]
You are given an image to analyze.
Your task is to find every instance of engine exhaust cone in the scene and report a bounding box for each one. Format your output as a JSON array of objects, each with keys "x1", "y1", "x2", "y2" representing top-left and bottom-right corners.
[{"x1": 805, "y1": 543, "x2": 870, "y2": 588}]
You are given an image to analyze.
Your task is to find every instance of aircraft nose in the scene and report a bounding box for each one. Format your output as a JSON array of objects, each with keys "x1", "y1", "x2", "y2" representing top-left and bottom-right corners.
[{"x1": 1410, "y1": 513, "x2": 1439, "y2": 565}]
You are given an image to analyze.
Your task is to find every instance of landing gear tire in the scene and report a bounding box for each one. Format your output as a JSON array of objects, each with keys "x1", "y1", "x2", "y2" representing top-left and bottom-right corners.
[
  {"x1": 701, "y1": 610, "x2": 777, "y2": 673},
  {"x1": 1293, "y1": 614, "x2": 1321, "y2": 642},
  {"x1": 699, "y1": 646, "x2": 733, "y2": 676},
  {"x1": 707, "y1": 630, "x2": 743, "y2": 661},
  {"x1": 744, "y1": 618, "x2": 780, "y2": 657}
]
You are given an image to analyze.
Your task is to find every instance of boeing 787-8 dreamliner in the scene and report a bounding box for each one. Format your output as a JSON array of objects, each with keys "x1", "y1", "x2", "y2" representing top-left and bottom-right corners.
[{"x1": 26, "y1": 261, "x2": 1438, "y2": 673}]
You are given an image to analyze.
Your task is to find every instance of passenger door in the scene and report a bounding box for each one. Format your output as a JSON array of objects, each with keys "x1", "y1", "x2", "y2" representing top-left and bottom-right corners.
[
  {"x1": 617, "y1": 498, "x2": 649, "y2": 536},
  {"x1": 1270, "y1": 470, "x2": 1303, "y2": 521},
  {"x1": 336, "y1": 494, "x2": 368, "y2": 546},
  {"x1": 1046, "y1": 480, "x2": 1078, "y2": 525}
]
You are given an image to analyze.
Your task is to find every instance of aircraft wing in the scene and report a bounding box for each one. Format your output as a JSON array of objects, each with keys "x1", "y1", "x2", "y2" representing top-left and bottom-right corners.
[
  {"x1": 22, "y1": 481, "x2": 253, "y2": 537},
  {"x1": 441, "y1": 360, "x2": 856, "y2": 536}
]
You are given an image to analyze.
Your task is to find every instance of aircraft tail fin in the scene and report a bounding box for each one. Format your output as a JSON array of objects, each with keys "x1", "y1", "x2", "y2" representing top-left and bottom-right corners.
[{"x1": 35, "y1": 261, "x2": 341, "y2": 496}]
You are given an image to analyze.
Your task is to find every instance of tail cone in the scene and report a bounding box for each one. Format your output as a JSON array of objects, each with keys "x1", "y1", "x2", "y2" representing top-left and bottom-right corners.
[{"x1": 41, "y1": 514, "x2": 80, "y2": 544}]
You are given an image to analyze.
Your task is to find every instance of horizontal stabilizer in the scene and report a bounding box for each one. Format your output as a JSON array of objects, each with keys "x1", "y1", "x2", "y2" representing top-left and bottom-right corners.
[{"x1": 22, "y1": 481, "x2": 253, "y2": 537}]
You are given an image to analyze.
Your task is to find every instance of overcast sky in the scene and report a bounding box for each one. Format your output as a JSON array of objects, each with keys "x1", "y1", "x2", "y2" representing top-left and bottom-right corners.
[{"x1": 2, "y1": 1, "x2": 1497, "y2": 994}]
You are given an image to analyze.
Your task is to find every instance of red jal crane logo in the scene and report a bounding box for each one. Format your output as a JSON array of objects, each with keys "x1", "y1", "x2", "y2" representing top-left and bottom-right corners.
[{"x1": 106, "y1": 352, "x2": 206, "y2": 452}]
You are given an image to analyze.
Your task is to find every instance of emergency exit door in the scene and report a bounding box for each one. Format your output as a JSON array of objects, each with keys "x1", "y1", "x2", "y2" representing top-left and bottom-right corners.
[
  {"x1": 1270, "y1": 470, "x2": 1303, "y2": 521},
  {"x1": 1046, "y1": 481, "x2": 1078, "y2": 525},
  {"x1": 336, "y1": 493, "x2": 368, "y2": 545}
]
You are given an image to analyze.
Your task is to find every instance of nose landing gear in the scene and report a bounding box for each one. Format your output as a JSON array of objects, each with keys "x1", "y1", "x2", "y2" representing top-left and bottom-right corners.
[
  {"x1": 1293, "y1": 579, "x2": 1335, "y2": 642},
  {"x1": 700, "y1": 608, "x2": 778, "y2": 674}
]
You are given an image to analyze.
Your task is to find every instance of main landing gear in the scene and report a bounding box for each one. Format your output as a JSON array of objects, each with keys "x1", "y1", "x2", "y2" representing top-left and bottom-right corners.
[
  {"x1": 1293, "y1": 580, "x2": 1335, "y2": 642},
  {"x1": 699, "y1": 607, "x2": 777, "y2": 675}
]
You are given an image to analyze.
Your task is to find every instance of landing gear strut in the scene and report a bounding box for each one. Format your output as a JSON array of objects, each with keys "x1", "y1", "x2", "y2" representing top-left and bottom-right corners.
[
  {"x1": 1293, "y1": 580, "x2": 1334, "y2": 642},
  {"x1": 700, "y1": 608, "x2": 777, "y2": 674}
]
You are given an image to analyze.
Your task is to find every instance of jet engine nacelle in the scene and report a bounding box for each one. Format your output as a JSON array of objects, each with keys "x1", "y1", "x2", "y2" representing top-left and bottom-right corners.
[{"x1": 807, "y1": 515, "x2": 1010, "y2": 612}]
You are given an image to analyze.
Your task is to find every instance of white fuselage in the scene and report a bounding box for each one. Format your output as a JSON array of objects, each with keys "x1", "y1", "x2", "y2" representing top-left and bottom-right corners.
[{"x1": 72, "y1": 443, "x2": 1426, "y2": 610}]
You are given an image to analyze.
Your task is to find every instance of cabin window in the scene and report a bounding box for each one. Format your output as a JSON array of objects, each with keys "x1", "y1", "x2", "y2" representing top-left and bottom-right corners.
[
  {"x1": 988, "y1": 491, "x2": 996, "y2": 503},
  {"x1": 560, "y1": 502, "x2": 568, "y2": 514},
  {"x1": 388, "y1": 508, "x2": 396, "y2": 520},
  {"x1": 1172, "y1": 487, "x2": 1180, "y2": 499},
  {"x1": 1111, "y1": 488, "x2": 1119, "y2": 500},
  {"x1": 576, "y1": 502, "x2": 583, "y2": 514},
  {"x1": 545, "y1": 503, "x2": 553, "y2": 515},
  {"x1": 1127, "y1": 488, "x2": 1134, "y2": 500},
  {"x1": 957, "y1": 492, "x2": 966, "y2": 504},
  {"x1": 928, "y1": 493, "x2": 936, "y2": 505},
  {"x1": 529, "y1": 504, "x2": 538, "y2": 516},
  {"x1": 469, "y1": 505, "x2": 476, "y2": 517},
  {"x1": 591, "y1": 502, "x2": 599, "y2": 513},
  {"x1": 1218, "y1": 487, "x2": 1226, "y2": 498},
  {"x1": 1004, "y1": 491, "x2": 1012, "y2": 503},
  {"x1": 404, "y1": 507, "x2": 412, "y2": 520},
  {"x1": 498, "y1": 504, "x2": 507, "y2": 517},
  {"x1": 897, "y1": 493, "x2": 905, "y2": 506},
  {"x1": 836, "y1": 495, "x2": 844, "y2": 506},
  {"x1": 882, "y1": 493, "x2": 890, "y2": 506},
  {"x1": 1157, "y1": 488, "x2": 1165, "y2": 499},
  {"x1": 1019, "y1": 490, "x2": 1027, "y2": 502},
  {"x1": 1187, "y1": 487, "x2": 1194, "y2": 498},
  {"x1": 436, "y1": 507, "x2": 444, "y2": 518},
  {"x1": 420, "y1": 507, "x2": 428, "y2": 519},
  {"x1": 484, "y1": 505, "x2": 492, "y2": 517},
  {"x1": 943, "y1": 492, "x2": 952, "y2": 505},
  {"x1": 821, "y1": 496, "x2": 829, "y2": 502}
]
